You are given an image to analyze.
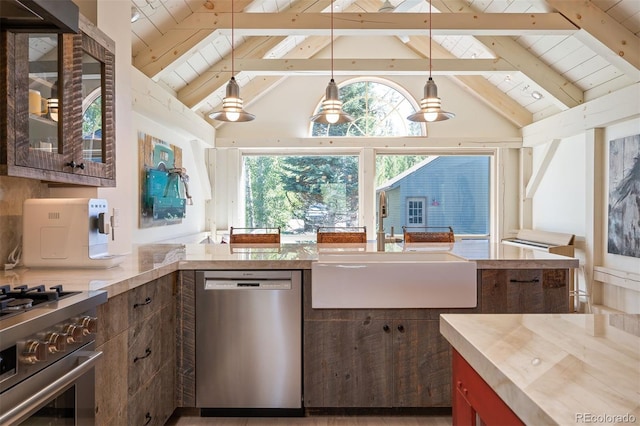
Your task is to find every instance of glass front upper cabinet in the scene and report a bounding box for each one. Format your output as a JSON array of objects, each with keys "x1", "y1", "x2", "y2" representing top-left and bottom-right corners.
[
  {"x1": 28, "y1": 33, "x2": 61, "y2": 154},
  {"x1": 81, "y1": 50, "x2": 103, "y2": 163},
  {"x1": 1, "y1": 15, "x2": 116, "y2": 186}
]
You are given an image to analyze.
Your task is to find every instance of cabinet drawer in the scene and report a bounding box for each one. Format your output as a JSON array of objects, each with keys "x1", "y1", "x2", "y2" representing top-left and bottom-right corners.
[
  {"x1": 480, "y1": 269, "x2": 569, "y2": 313},
  {"x1": 128, "y1": 275, "x2": 172, "y2": 325},
  {"x1": 128, "y1": 311, "x2": 163, "y2": 396},
  {"x1": 128, "y1": 364, "x2": 174, "y2": 426}
]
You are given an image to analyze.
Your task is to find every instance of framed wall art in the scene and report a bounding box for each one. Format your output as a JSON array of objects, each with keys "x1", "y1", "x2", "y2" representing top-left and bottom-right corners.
[{"x1": 607, "y1": 134, "x2": 640, "y2": 258}]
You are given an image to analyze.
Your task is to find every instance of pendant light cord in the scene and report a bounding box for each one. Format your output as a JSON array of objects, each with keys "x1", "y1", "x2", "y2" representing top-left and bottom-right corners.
[
  {"x1": 330, "y1": 1, "x2": 334, "y2": 80},
  {"x1": 231, "y1": 0, "x2": 235, "y2": 77},
  {"x1": 428, "y1": 0, "x2": 432, "y2": 79}
]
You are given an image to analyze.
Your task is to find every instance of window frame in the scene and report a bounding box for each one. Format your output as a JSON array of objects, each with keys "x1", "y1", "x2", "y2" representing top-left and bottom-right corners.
[
  {"x1": 406, "y1": 197, "x2": 426, "y2": 225},
  {"x1": 233, "y1": 147, "x2": 496, "y2": 242}
]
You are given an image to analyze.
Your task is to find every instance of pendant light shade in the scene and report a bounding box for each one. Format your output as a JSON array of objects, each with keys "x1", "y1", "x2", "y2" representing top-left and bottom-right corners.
[
  {"x1": 209, "y1": 0, "x2": 255, "y2": 122},
  {"x1": 208, "y1": 77, "x2": 255, "y2": 122},
  {"x1": 310, "y1": 3, "x2": 353, "y2": 125},
  {"x1": 310, "y1": 79, "x2": 353, "y2": 124},
  {"x1": 407, "y1": 77, "x2": 455, "y2": 122},
  {"x1": 407, "y1": 1, "x2": 454, "y2": 123}
]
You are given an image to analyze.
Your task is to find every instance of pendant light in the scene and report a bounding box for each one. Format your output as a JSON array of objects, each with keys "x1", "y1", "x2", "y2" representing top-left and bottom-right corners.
[
  {"x1": 209, "y1": 0, "x2": 255, "y2": 122},
  {"x1": 310, "y1": 2, "x2": 353, "y2": 125},
  {"x1": 378, "y1": 0, "x2": 395, "y2": 13},
  {"x1": 407, "y1": 1, "x2": 454, "y2": 122}
]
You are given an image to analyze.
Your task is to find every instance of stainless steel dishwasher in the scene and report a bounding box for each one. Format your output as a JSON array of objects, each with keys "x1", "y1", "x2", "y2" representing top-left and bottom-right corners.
[{"x1": 195, "y1": 270, "x2": 302, "y2": 415}]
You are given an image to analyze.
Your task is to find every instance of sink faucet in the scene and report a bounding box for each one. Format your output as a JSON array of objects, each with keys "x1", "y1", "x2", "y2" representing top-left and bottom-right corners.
[{"x1": 377, "y1": 190, "x2": 387, "y2": 251}]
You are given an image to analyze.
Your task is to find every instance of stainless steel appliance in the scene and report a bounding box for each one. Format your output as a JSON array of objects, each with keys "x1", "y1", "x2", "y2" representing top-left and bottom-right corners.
[
  {"x1": 0, "y1": 284, "x2": 107, "y2": 425},
  {"x1": 195, "y1": 270, "x2": 302, "y2": 415}
]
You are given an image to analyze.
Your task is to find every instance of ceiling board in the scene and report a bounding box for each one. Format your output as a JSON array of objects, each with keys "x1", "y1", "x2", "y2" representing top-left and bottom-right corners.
[{"x1": 127, "y1": 0, "x2": 640, "y2": 128}]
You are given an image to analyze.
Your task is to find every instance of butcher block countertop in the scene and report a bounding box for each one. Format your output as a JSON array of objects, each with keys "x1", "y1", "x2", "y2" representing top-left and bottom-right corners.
[
  {"x1": 2, "y1": 239, "x2": 577, "y2": 299},
  {"x1": 440, "y1": 313, "x2": 640, "y2": 425}
]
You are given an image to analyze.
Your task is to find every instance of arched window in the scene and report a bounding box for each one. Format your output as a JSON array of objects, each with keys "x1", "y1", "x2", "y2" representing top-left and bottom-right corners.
[{"x1": 310, "y1": 79, "x2": 424, "y2": 137}]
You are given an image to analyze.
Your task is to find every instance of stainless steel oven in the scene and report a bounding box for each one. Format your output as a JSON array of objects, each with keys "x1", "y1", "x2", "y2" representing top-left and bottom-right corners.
[{"x1": 0, "y1": 285, "x2": 107, "y2": 425}]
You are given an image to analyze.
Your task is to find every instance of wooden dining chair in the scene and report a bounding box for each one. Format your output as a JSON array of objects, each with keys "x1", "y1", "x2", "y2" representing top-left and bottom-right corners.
[
  {"x1": 402, "y1": 226, "x2": 455, "y2": 243},
  {"x1": 316, "y1": 227, "x2": 367, "y2": 243},
  {"x1": 229, "y1": 227, "x2": 281, "y2": 244}
]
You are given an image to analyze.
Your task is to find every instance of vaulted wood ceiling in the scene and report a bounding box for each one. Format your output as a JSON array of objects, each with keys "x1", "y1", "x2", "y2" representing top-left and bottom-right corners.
[{"x1": 130, "y1": 0, "x2": 640, "y2": 129}]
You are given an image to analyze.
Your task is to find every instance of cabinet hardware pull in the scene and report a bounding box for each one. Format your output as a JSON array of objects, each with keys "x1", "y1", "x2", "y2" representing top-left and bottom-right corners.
[
  {"x1": 133, "y1": 297, "x2": 152, "y2": 308},
  {"x1": 383, "y1": 324, "x2": 390, "y2": 332},
  {"x1": 397, "y1": 325, "x2": 405, "y2": 333},
  {"x1": 134, "y1": 348, "x2": 152, "y2": 363},
  {"x1": 65, "y1": 161, "x2": 85, "y2": 170},
  {"x1": 144, "y1": 412, "x2": 152, "y2": 426},
  {"x1": 509, "y1": 278, "x2": 540, "y2": 283}
]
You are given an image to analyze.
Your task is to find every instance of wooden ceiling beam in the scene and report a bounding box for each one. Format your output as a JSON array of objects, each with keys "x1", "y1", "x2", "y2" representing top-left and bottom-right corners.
[
  {"x1": 133, "y1": 0, "x2": 254, "y2": 80},
  {"x1": 178, "y1": 36, "x2": 285, "y2": 110},
  {"x1": 434, "y1": 0, "x2": 583, "y2": 110},
  {"x1": 476, "y1": 35, "x2": 583, "y2": 109},
  {"x1": 546, "y1": 0, "x2": 640, "y2": 81},
  {"x1": 188, "y1": 12, "x2": 578, "y2": 36},
  {"x1": 133, "y1": 9, "x2": 576, "y2": 79},
  {"x1": 221, "y1": 58, "x2": 516, "y2": 75}
]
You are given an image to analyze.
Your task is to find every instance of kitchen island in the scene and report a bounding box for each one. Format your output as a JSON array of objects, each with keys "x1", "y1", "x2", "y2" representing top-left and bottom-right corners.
[
  {"x1": 440, "y1": 313, "x2": 640, "y2": 425},
  {"x1": 1, "y1": 240, "x2": 579, "y2": 424},
  {"x1": 1, "y1": 239, "x2": 577, "y2": 296}
]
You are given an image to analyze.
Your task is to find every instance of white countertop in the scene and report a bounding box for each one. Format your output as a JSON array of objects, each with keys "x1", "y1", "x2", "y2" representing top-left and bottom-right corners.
[
  {"x1": 440, "y1": 313, "x2": 640, "y2": 425},
  {"x1": 2, "y1": 240, "x2": 578, "y2": 299}
]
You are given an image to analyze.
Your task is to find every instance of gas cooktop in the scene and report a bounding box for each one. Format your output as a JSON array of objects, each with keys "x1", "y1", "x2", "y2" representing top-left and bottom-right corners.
[
  {"x1": 0, "y1": 284, "x2": 107, "y2": 343},
  {"x1": 0, "y1": 284, "x2": 80, "y2": 320}
]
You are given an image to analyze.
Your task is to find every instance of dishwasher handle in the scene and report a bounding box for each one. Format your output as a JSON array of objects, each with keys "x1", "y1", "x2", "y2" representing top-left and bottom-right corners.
[{"x1": 204, "y1": 279, "x2": 292, "y2": 290}]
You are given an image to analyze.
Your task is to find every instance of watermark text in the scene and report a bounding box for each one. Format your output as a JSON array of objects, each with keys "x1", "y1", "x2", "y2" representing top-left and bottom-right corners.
[{"x1": 576, "y1": 413, "x2": 637, "y2": 424}]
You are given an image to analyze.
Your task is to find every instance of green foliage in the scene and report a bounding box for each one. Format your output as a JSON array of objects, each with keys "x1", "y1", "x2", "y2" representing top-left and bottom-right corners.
[
  {"x1": 375, "y1": 155, "x2": 429, "y2": 187},
  {"x1": 82, "y1": 96, "x2": 102, "y2": 136},
  {"x1": 244, "y1": 156, "x2": 359, "y2": 232}
]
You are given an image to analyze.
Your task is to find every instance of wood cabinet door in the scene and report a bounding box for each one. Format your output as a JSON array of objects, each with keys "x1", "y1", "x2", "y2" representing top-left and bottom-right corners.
[
  {"x1": 2, "y1": 31, "x2": 76, "y2": 177},
  {"x1": 1, "y1": 16, "x2": 116, "y2": 186},
  {"x1": 393, "y1": 320, "x2": 452, "y2": 407},
  {"x1": 304, "y1": 319, "x2": 393, "y2": 407}
]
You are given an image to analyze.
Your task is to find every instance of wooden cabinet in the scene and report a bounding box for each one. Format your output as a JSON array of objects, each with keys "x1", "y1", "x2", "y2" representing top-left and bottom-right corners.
[
  {"x1": 303, "y1": 270, "x2": 461, "y2": 408},
  {"x1": 304, "y1": 317, "x2": 393, "y2": 407},
  {"x1": 304, "y1": 268, "x2": 571, "y2": 409},
  {"x1": 452, "y1": 349, "x2": 524, "y2": 426},
  {"x1": 1, "y1": 15, "x2": 116, "y2": 186},
  {"x1": 480, "y1": 269, "x2": 570, "y2": 313},
  {"x1": 95, "y1": 273, "x2": 176, "y2": 426},
  {"x1": 304, "y1": 317, "x2": 453, "y2": 408}
]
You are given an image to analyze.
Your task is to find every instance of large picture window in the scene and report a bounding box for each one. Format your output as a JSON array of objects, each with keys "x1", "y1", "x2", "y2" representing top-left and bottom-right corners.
[
  {"x1": 376, "y1": 154, "x2": 490, "y2": 236},
  {"x1": 242, "y1": 155, "x2": 359, "y2": 239}
]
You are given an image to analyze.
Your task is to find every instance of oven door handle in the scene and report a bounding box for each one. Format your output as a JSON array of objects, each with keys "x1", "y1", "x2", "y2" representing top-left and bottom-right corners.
[{"x1": 0, "y1": 350, "x2": 102, "y2": 426}]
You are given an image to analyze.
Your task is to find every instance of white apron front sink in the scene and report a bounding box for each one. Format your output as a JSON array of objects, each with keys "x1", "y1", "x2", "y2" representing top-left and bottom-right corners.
[{"x1": 311, "y1": 251, "x2": 477, "y2": 309}]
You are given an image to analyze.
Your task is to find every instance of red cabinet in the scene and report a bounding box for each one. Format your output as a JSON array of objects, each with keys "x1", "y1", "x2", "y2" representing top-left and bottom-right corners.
[{"x1": 452, "y1": 349, "x2": 524, "y2": 426}]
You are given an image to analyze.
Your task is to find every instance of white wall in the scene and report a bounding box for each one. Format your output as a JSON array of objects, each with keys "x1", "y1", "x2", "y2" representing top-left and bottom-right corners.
[
  {"x1": 216, "y1": 36, "x2": 520, "y2": 140},
  {"x1": 532, "y1": 134, "x2": 586, "y2": 236},
  {"x1": 527, "y1": 102, "x2": 640, "y2": 313}
]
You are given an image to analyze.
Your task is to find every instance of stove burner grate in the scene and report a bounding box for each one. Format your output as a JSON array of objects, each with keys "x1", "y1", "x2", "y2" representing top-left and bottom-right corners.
[{"x1": 0, "y1": 284, "x2": 81, "y2": 319}]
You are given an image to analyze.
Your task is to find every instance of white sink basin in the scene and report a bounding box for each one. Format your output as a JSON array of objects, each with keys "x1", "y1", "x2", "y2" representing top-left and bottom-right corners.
[{"x1": 311, "y1": 251, "x2": 477, "y2": 309}]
